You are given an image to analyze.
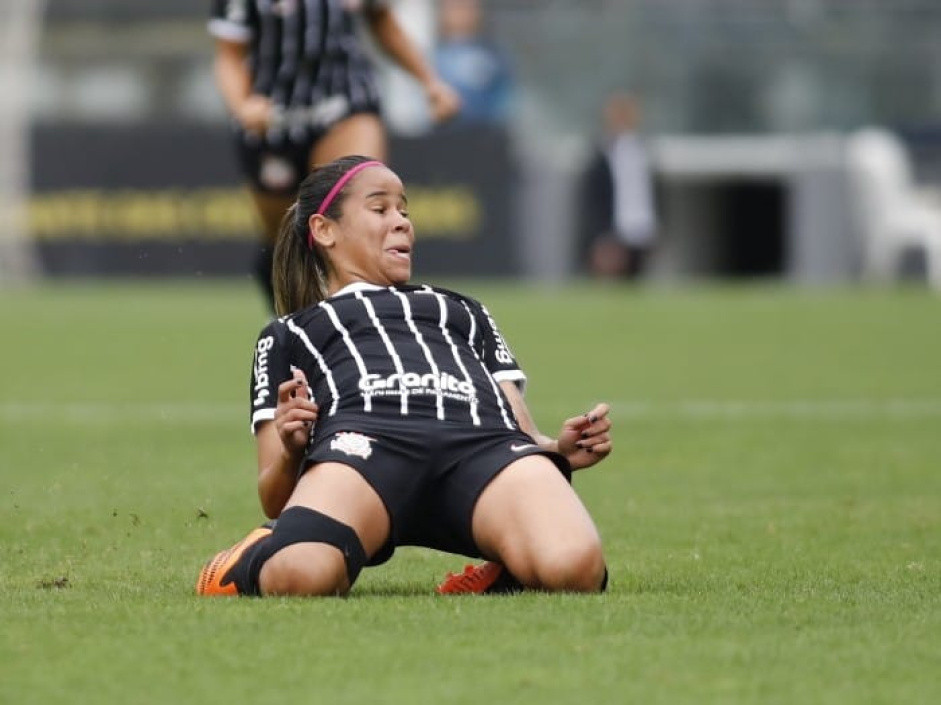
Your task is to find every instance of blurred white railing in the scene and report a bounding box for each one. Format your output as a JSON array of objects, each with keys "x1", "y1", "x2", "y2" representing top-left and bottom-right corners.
[{"x1": 0, "y1": 0, "x2": 44, "y2": 284}]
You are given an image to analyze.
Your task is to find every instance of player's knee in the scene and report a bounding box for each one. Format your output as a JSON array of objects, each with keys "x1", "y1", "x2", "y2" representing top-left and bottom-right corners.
[
  {"x1": 253, "y1": 506, "x2": 367, "y2": 597},
  {"x1": 532, "y1": 536, "x2": 606, "y2": 593},
  {"x1": 260, "y1": 544, "x2": 349, "y2": 596}
]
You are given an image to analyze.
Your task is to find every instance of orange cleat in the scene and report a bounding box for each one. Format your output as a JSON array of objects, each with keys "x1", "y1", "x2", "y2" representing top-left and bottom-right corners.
[
  {"x1": 196, "y1": 525, "x2": 273, "y2": 596},
  {"x1": 435, "y1": 561, "x2": 505, "y2": 595}
]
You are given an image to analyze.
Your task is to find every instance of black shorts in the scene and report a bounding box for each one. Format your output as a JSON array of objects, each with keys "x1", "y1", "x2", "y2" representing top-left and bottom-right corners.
[
  {"x1": 232, "y1": 104, "x2": 382, "y2": 195},
  {"x1": 302, "y1": 420, "x2": 571, "y2": 565}
]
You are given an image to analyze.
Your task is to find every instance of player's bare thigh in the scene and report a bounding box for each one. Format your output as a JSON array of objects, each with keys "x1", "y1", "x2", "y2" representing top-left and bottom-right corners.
[
  {"x1": 471, "y1": 455, "x2": 606, "y2": 591},
  {"x1": 311, "y1": 112, "x2": 387, "y2": 167}
]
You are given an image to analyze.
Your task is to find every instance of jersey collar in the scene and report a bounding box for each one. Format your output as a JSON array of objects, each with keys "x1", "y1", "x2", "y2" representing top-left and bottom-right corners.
[{"x1": 330, "y1": 281, "x2": 385, "y2": 298}]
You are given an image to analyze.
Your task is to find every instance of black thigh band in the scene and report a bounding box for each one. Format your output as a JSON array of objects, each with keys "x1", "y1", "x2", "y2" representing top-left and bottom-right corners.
[{"x1": 251, "y1": 506, "x2": 368, "y2": 586}]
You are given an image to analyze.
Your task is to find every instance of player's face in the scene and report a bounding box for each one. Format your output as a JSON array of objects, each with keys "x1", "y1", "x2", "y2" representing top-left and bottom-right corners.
[{"x1": 332, "y1": 166, "x2": 414, "y2": 287}]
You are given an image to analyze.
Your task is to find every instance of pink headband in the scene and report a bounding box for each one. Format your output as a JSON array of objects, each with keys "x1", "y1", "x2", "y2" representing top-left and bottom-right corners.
[{"x1": 308, "y1": 160, "x2": 384, "y2": 248}]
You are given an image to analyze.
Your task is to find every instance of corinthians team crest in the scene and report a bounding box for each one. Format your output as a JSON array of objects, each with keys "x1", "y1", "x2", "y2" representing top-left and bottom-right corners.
[{"x1": 330, "y1": 432, "x2": 374, "y2": 460}]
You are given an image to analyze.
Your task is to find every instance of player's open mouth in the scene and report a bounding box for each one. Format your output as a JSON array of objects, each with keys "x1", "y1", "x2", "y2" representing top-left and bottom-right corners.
[{"x1": 387, "y1": 246, "x2": 411, "y2": 261}]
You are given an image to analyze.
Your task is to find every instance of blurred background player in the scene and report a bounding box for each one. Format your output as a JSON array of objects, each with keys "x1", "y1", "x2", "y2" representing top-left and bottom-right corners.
[
  {"x1": 209, "y1": 0, "x2": 461, "y2": 311},
  {"x1": 433, "y1": 0, "x2": 514, "y2": 128},
  {"x1": 578, "y1": 91, "x2": 658, "y2": 279}
]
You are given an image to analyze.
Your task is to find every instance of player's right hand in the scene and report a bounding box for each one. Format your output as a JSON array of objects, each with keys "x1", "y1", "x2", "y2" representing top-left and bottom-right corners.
[
  {"x1": 236, "y1": 94, "x2": 274, "y2": 133},
  {"x1": 425, "y1": 78, "x2": 462, "y2": 123},
  {"x1": 274, "y1": 369, "x2": 319, "y2": 456}
]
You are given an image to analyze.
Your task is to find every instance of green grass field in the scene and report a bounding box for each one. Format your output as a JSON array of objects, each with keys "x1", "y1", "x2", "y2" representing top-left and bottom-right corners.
[{"x1": 1, "y1": 281, "x2": 938, "y2": 704}]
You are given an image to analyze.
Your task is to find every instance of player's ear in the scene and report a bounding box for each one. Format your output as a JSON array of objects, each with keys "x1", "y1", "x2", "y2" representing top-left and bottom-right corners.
[{"x1": 308, "y1": 213, "x2": 336, "y2": 249}]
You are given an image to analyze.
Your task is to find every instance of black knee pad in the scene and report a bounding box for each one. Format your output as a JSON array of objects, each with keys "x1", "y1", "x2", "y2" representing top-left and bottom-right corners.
[{"x1": 250, "y1": 507, "x2": 367, "y2": 588}]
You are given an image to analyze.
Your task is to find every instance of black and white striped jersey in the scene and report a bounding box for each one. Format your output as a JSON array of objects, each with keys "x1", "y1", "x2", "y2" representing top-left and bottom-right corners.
[
  {"x1": 249, "y1": 282, "x2": 527, "y2": 436},
  {"x1": 209, "y1": 0, "x2": 385, "y2": 133}
]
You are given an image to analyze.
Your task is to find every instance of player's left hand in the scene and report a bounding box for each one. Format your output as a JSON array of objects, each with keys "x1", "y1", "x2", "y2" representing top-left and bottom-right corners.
[
  {"x1": 425, "y1": 78, "x2": 462, "y2": 123},
  {"x1": 556, "y1": 403, "x2": 612, "y2": 471},
  {"x1": 275, "y1": 368, "x2": 319, "y2": 456}
]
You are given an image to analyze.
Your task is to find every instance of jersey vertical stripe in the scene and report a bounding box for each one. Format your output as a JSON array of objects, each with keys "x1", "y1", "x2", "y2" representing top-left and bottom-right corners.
[
  {"x1": 321, "y1": 301, "x2": 372, "y2": 412},
  {"x1": 356, "y1": 290, "x2": 409, "y2": 415},
  {"x1": 274, "y1": 1, "x2": 303, "y2": 142},
  {"x1": 286, "y1": 318, "x2": 340, "y2": 416},
  {"x1": 304, "y1": 0, "x2": 326, "y2": 104},
  {"x1": 429, "y1": 288, "x2": 480, "y2": 426},
  {"x1": 272, "y1": 1, "x2": 301, "y2": 108},
  {"x1": 460, "y1": 300, "x2": 478, "y2": 351},
  {"x1": 322, "y1": 0, "x2": 342, "y2": 96},
  {"x1": 294, "y1": 0, "x2": 321, "y2": 106},
  {"x1": 253, "y1": 11, "x2": 280, "y2": 97},
  {"x1": 475, "y1": 354, "x2": 515, "y2": 430},
  {"x1": 391, "y1": 288, "x2": 445, "y2": 420},
  {"x1": 344, "y1": 34, "x2": 361, "y2": 104},
  {"x1": 349, "y1": 64, "x2": 365, "y2": 106},
  {"x1": 460, "y1": 299, "x2": 513, "y2": 428}
]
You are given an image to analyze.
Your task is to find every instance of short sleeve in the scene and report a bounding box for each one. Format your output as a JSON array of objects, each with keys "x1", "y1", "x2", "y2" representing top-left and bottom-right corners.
[
  {"x1": 248, "y1": 318, "x2": 292, "y2": 434},
  {"x1": 209, "y1": 0, "x2": 256, "y2": 43},
  {"x1": 467, "y1": 298, "x2": 527, "y2": 392}
]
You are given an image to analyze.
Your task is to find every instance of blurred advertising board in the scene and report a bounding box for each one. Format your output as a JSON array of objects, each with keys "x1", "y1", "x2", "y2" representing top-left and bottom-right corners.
[{"x1": 28, "y1": 123, "x2": 517, "y2": 277}]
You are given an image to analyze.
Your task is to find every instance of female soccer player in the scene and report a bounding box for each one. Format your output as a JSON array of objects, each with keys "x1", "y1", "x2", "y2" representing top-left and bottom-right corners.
[
  {"x1": 197, "y1": 156, "x2": 612, "y2": 597},
  {"x1": 209, "y1": 0, "x2": 460, "y2": 309}
]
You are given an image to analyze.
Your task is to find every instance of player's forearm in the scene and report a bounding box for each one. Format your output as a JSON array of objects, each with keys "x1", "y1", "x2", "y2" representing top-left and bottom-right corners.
[
  {"x1": 257, "y1": 450, "x2": 301, "y2": 519},
  {"x1": 533, "y1": 433, "x2": 560, "y2": 454},
  {"x1": 514, "y1": 406, "x2": 555, "y2": 451},
  {"x1": 256, "y1": 424, "x2": 303, "y2": 518},
  {"x1": 366, "y1": 8, "x2": 436, "y2": 88},
  {"x1": 499, "y1": 380, "x2": 557, "y2": 452},
  {"x1": 214, "y1": 41, "x2": 254, "y2": 115}
]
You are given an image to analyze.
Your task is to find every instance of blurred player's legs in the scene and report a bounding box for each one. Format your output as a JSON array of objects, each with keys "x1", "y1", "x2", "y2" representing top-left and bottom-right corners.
[
  {"x1": 249, "y1": 191, "x2": 294, "y2": 312},
  {"x1": 245, "y1": 113, "x2": 387, "y2": 312},
  {"x1": 587, "y1": 234, "x2": 652, "y2": 280}
]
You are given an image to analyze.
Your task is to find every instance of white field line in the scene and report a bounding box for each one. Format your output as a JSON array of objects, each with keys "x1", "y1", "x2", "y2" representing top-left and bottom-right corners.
[
  {"x1": 2, "y1": 399, "x2": 941, "y2": 425},
  {"x1": 0, "y1": 401, "x2": 243, "y2": 424},
  {"x1": 604, "y1": 399, "x2": 941, "y2": 419}
]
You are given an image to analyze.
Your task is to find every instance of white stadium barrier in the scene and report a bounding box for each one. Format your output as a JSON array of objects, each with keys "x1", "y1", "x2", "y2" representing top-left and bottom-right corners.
[{"x1": 0, "y1": 0, "x2": 43, "y2": 285}]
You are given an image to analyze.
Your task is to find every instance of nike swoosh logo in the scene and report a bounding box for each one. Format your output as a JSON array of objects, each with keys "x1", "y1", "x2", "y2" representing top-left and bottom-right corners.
[{"x1": 510, "y1": 443, "x2": 538, "y2": 452}]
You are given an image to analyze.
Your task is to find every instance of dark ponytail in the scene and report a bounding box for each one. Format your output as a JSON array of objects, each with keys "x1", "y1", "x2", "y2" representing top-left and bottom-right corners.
[{"x1": 272, "y1": 155, "x2": 377, "y2": 316}]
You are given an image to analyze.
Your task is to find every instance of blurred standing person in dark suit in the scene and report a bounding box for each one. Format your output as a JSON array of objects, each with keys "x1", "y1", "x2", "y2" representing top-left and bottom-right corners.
[
  {"x1": 579, "y1": 92, "x2": 658, "y2": 279},
  {"x1": 209, "y1": 0, "x2": 460, "y2": 311},
  {"x1": 433, "y1": 0, "x2": 514, "y2": 127}
]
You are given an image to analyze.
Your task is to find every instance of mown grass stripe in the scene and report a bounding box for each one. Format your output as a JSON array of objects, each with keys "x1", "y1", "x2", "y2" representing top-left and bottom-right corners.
[{"x1": 2, "y1": 398, "x2": 941, "y2": 423}]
